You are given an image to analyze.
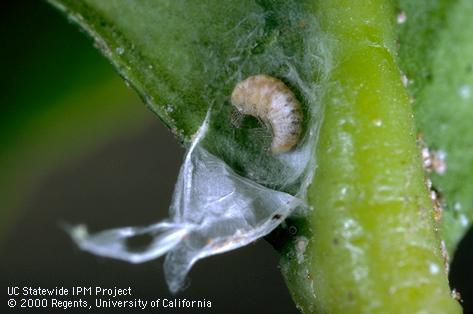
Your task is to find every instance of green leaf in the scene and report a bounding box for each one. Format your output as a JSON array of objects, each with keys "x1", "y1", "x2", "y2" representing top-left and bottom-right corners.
[
  {"x1": 278, "y1": 1, "x2": 460, "y2": 312},
  {"x1": 48, "y1": 0, "x2": 325, "y2": 193},
  {"x1": 398, "y1": 0, "x2": 473, "y2": 254}
]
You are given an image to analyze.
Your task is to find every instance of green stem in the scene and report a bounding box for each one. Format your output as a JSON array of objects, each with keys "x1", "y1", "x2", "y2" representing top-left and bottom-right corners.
[{"x1": 280, "y1": 1, "x2": 462, "y2": 313}]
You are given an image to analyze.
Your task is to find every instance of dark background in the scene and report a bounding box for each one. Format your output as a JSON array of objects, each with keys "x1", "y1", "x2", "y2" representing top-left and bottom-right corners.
[{"x1": 0, "y1": 1, "x2": 471, "y2": 314}]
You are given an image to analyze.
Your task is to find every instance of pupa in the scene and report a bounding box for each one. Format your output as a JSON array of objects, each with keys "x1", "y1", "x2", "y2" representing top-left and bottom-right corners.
[{"x1": 231, "y1": 74, "x2": 303, "y2": 154}]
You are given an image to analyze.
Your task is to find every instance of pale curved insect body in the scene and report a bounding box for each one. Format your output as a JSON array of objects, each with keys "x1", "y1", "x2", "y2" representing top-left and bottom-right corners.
[{"x1": 231, "y1": 74, "x2": 303, "y2": 154}]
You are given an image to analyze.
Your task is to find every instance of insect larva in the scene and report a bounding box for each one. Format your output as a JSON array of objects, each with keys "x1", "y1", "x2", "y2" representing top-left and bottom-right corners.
[{"x1": 231, "y1": 74, "x2": 303, "y2": 154}]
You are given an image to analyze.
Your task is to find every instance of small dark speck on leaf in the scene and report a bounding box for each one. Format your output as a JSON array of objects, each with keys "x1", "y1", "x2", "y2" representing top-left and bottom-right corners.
[
  {"x1": 425, "y1": 72, "x2": 433, "y2": 82},
  {"x1": 466, "y1": 64, "x2": 472, "y2": 73},
  {"x1": 347, "y1": 291, "x2": 354, "y2": 302},
  {"x1": 288, "y1": 225, "x2": 298, "y2": 235}
]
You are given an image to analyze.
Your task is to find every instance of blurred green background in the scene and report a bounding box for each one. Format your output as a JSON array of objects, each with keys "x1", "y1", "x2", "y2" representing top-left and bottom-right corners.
[{"x1": 0, "y1": 1, "x2": 471, "y2": 313}]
